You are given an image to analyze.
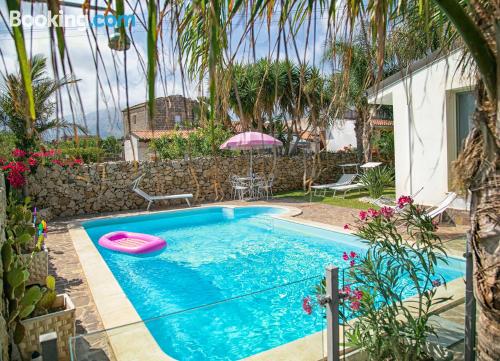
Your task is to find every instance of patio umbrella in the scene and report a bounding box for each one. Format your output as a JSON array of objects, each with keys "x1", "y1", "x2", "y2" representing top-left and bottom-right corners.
[{"x1": 219, "y1": 131, "x2": 283, "y2": 176}]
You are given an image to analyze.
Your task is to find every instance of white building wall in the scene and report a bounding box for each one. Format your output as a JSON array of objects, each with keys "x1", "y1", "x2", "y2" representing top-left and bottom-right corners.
[
  {"x1": 369, "y1": 50, "x2": 473, "y2": 209},
  {"x1": 124, "y1": 135, "x2": 148, "y2": 161},
  {"x1": 326, "y1": 119, "x2": 357, "y2": 152}
]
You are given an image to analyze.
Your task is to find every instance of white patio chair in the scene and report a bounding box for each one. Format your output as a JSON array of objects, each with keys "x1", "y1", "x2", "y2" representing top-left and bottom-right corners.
[
  {"x1": 132, "y1": 175, "x2": 193, "y2": 211},
  {"x1": 230, "y1": 176, "x2": 249, "y2": 200},
  {"x1": 256, "y1": 175, "x2": 274, "y2": 200}
]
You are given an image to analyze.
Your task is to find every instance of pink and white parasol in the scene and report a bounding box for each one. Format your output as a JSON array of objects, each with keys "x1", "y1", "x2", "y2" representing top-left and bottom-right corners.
[
  {"x1": 220, "y1": 131, "x2": 282, "y2": 176},
  {"x1": 219, "y1": 131, "x2": 282, "y2": 150}
]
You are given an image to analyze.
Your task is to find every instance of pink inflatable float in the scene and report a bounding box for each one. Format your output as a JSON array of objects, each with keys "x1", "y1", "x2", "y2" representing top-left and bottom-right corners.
[{"x1": 98, "y1": 231, "x2": 166, "y2": 254}]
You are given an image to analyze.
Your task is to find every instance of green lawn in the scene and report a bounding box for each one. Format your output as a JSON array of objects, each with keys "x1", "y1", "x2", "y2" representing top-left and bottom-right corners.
[{"x1": 274, "y1": 187, "x2": 396, "y2": 210}]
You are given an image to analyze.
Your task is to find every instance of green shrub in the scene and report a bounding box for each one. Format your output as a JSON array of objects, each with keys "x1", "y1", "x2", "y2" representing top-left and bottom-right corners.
[
  {"x1": 100, "y1": 136, "x2": 122, "y2": 158},
  {"x1": 0, "y1": 132, "x2": 17, "y2": 160},
  {"x1": 372, "y1": 131, "x2": 394, "y2": 164},
  {"x1": 60, "y1": 147, "x2": 104, "y2": 163},
  {"x1": 359, "y1": 166, "x2": 395, "y2": 198},
  {"x1": 150, "y1": 126, "x2": 233, "y2": 160}
]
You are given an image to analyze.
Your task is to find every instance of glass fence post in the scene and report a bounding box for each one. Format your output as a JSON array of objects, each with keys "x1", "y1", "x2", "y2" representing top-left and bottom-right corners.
[
  {"x1": 326, "y1": 265, "x2": 339, "y2": 361},
  {"x1": 465, "y1": 231, "x2": 476, "y2": 361}
]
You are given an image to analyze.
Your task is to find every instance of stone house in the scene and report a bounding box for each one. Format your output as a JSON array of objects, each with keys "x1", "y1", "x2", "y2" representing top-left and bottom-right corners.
[{"x1": 122, "y1": 96, "x2": 198, "y2": 161}]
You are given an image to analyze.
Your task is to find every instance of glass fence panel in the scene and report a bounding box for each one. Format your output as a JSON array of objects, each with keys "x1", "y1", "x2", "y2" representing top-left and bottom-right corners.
[
  {"x1": 70, "y1": 274, "x2": 329, "y2": 361},
  {"x1": 338, "y1": 261, "x2": 468, "y2": 361}
]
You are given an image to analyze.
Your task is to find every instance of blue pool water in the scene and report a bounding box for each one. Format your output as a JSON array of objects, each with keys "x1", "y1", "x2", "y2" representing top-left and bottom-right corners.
[{"x1": 83, "y1": 206, "x2": 465, "y2": 360}]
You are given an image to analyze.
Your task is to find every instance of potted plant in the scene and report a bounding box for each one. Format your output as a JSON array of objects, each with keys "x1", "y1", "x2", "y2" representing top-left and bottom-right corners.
[
  {"x1": 2, "y1": 194, "x2": 75, "y2": 360},
  {"x1": 6, "y1": 197, "x2": 48, "y2": 285},
  {"x1": 17, "y1": 276, "x2": 76, "y2": 361}
]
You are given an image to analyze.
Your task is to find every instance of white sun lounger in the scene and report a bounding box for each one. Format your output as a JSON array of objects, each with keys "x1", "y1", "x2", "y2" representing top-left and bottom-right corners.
[
  {"x1": 426, "y1": 192, "x2": 457, "y2": 221},
  {"x1": 132, "y1": 175, "x2": 193, "y2": 211},
  {"x1": 372, "y1": 186, "x2": 424, "y2": 211},
  {"x1": 328, "y1": 183, "x2": 366, "y2": 198},
  {"x1": 311, "y1": 173, "x2": 358, "y2": 198}
]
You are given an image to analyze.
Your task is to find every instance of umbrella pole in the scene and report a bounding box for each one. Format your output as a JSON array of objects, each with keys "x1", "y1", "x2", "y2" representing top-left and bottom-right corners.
[{"x1": 250, "y1": 150, "x2": 253, "y2": 177}]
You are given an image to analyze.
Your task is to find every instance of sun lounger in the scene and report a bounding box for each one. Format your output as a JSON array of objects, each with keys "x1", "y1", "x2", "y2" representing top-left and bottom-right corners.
[
  {"x1": 311, "y1": 174, "x2": 358, "y2": 198},
  {"x1": 328, "y1": 183, "x2": 366, "y2": 198},
  {"x1": 132, "y1": 175, "x2": 193, "y2": 211},
  {"x1": 372, "y1": 187, "x2": 424, "y2": 210},
  {"x1": 426, "y1": 192, "x2": 457, "y2": 221}
]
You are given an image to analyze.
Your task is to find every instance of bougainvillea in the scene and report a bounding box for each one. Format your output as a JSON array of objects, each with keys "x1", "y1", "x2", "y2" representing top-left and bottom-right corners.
[{"x1": 1, "y1": 147, "x2": 83, "y2": 189}]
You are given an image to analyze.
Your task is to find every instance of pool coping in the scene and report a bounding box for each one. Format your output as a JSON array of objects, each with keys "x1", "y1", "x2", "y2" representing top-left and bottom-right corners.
[{"x1": 68, "y1": 204, "x2": 465, "y2": 361}]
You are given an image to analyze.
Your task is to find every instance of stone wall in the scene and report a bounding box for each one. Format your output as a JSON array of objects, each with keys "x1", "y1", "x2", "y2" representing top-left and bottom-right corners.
[
  {"x1": 0, "y1": 176, "x2": 10, "y2": 360},
  {"x1": 27, "y1": 153, "x2": 356, "y2": 219}
]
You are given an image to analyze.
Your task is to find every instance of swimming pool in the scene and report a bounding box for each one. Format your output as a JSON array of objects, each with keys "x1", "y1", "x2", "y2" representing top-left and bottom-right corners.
[{"x1": 82, "y1": 206, "x2": 465, "y2": 360}]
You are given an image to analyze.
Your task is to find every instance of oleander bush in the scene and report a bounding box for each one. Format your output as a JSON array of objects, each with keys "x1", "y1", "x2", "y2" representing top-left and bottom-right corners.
[{"x1": 343, "y1": 198, "x2": 450, "y2": 360}]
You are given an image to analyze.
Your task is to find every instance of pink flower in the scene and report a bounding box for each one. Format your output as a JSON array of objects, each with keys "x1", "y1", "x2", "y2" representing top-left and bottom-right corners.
[
  {"x1": 380, "y1": 206, "x2": 394, "y2": 219},
  {"x1": 432, "y1": 279, "x2": 441, "y2": 287},
  {"x1": 343, "y1": 224, "x2": 350, "y2": 230},
  {"x1": 350, "y1": 260, "x2": 356, "y2": 267},
  {"x1": 367, "y1": 208, "x2": 379, "y2": 218},
  {"x1": 342, "y1": 252, "x2": 349, "y2": 261},
  {"x1": 349, "y1": 251, "x2": 357, "y2": 259},
  {"x1": 74, "y1": 158, "x2": 83, "y2": 165},
  {"x1": 353, "y1": 290, "x2": 363, "y2": 300},
  {"x1": 350, "y1": 301, "x2": 360, "y2": 311},
  {"x1": 28, "y1": 157, "x2": 37, "y2": 166},
  {"x1": 302, "y1": 296, "x2": 312, "y2": 315},
  {"x1": 51, "y1": 159, "x2": 63, "y2": 166},
  {"x1": 342, "y1": 285, "x2": 351, "y2": 294},
  {"x1": 12, "y1": 149, "x2": 26, "y2": 158},
  {"x1": 358, "y1": 210, "x2": 368, "y2": 221},
  {"x1": 397, "y1": 195, "x2": 413, "y2": 208}
]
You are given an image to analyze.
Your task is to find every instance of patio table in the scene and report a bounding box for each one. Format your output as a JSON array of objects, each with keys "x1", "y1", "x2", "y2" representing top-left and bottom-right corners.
[{"x1": 236, "y1": 176, "x2": 262, "y2": 200}]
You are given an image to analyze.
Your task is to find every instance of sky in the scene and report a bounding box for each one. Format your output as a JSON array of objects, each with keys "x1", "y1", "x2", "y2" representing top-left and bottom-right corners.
[{"x1": 0, "y1": 1, "x2": 343, "y2": 136}]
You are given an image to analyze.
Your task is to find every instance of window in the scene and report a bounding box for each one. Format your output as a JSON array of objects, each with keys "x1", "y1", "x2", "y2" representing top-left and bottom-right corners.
[
  {"x1": 456, "y1": 91, "x2": 475, "y2": 154},
  {"x1": 132, "y1": 114, "x2": 137, "y2": 125},
  {"x1": 174, "y1": 115, "x2": 182, "y2": 125}
]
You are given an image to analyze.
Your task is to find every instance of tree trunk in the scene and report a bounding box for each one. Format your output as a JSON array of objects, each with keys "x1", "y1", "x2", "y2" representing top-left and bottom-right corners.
[
  {"x1": 455, "y1": 83, "x2": 500, "y2": 361},
  {"x1": 354, "y1": 116, "x2": 364, "y2": 163},
  {"x1": 472, "y1": 166, "x2": 500, "y2": 361},
  {"x1": 361, "y1": 110, "x2": 373, "y2": 162}
]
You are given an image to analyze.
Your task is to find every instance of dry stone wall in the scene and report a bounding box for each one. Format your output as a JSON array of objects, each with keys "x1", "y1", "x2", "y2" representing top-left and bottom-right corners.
[{"x1": 27, "y1": 153, "x2": 355, "y2": 219}]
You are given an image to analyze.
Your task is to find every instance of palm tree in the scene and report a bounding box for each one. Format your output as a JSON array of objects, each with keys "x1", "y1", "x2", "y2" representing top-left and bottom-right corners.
[
  {"x1": 324, "y1": 39, "x2": 375, "y2": 161},
  {"x1": 0, "y1": 55, "x2": 84, "y2": 152}
]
